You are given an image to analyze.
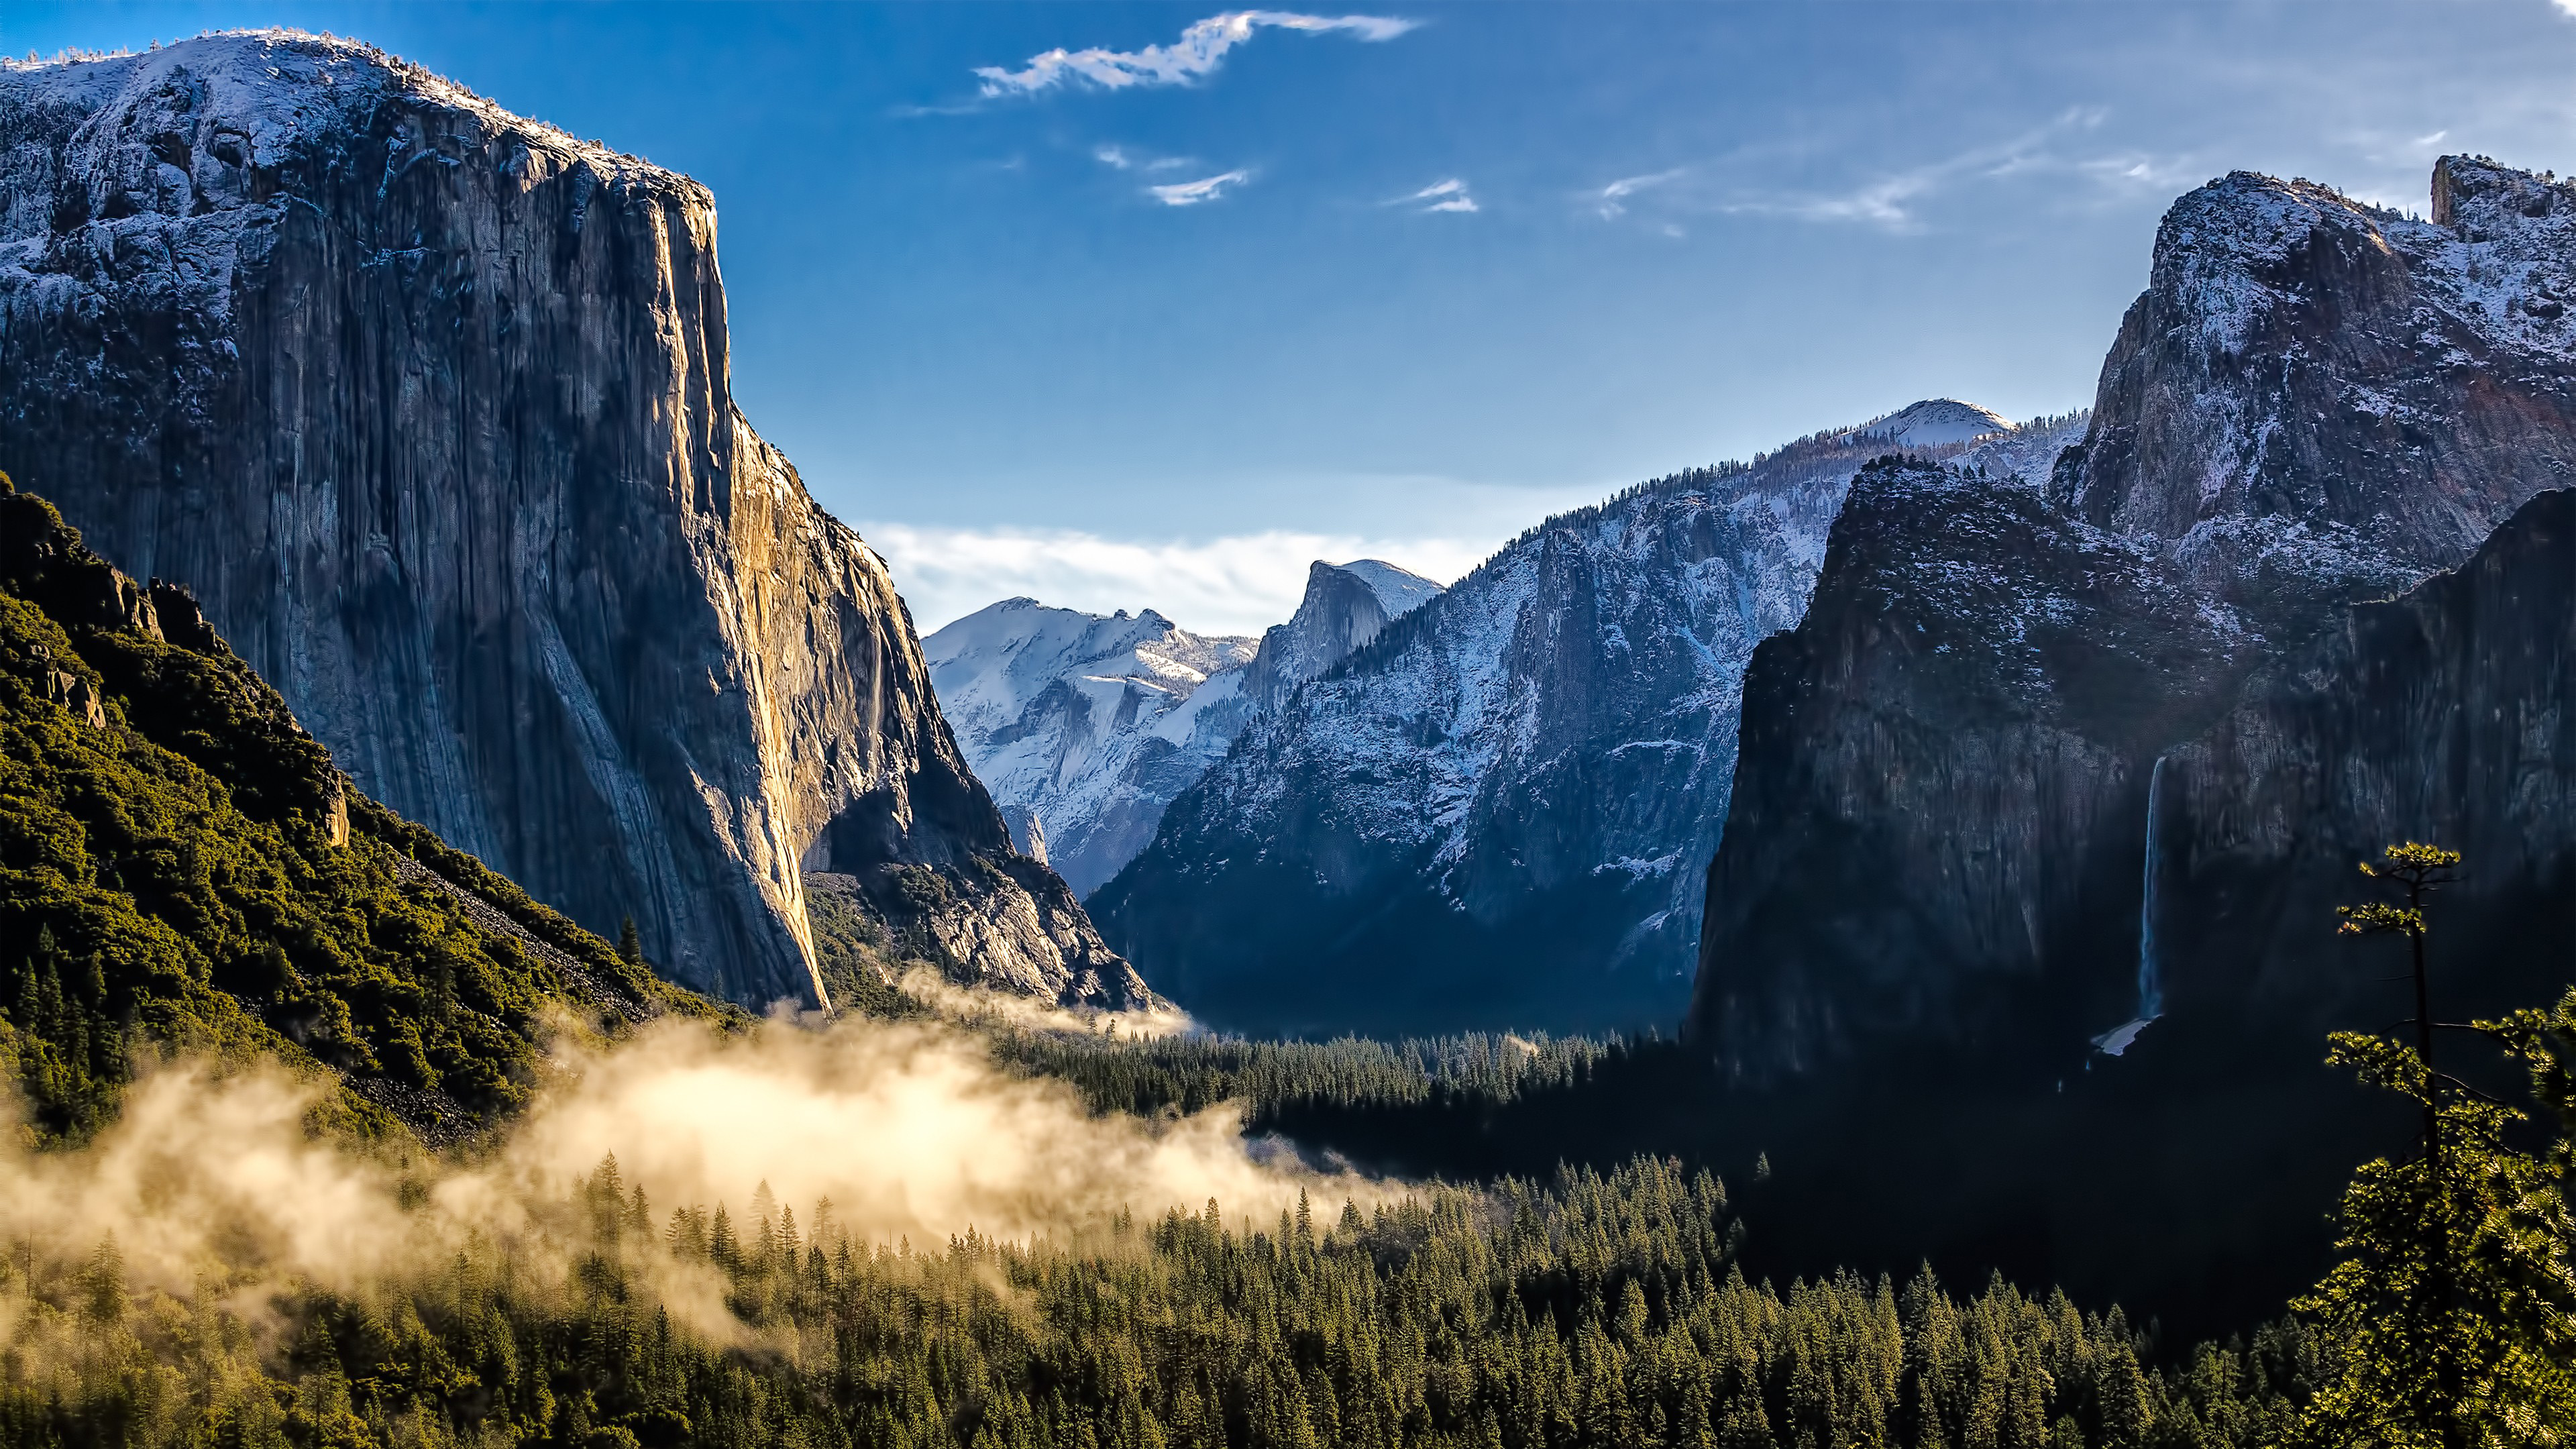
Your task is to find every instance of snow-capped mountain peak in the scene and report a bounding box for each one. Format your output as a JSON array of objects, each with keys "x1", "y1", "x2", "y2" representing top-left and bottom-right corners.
[
  {"x1": 1093, "y1": 407, "x2": 2088, "y2": 1036},
  {"x1": 1336, "y1": 559, "x2": 1446, "y2": 619},
  {"x1": 926, "y1": 559, "x2": 1454, "y2": 899},
  {"x1": 1841, "y1": 398, "x2": 2013, "y2": 450}
]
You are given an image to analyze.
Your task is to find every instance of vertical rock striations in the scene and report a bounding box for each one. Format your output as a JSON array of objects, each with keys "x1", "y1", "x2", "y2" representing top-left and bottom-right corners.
[
  {"x1": 2157, "y1": 485, "x2": 2576, "y2": 1046},
  {"x1": 0, "y1": 33, "x2": 1150, "y2": 1011}
]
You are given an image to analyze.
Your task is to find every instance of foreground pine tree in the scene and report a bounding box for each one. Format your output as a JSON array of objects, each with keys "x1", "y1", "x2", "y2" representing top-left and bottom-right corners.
[{"x1": 2298, "y1": 844, "x2": 2576, "y2": 1448}]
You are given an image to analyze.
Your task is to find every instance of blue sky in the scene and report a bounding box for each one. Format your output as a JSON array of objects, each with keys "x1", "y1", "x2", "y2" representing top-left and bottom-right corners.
[{"x1": 13, "y1": 2, "x2": 2576, "y2": 631}]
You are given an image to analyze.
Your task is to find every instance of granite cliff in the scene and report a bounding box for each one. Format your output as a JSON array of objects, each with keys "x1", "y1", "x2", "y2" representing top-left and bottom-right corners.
[
  {"x1": 0, "y1": 33, "x2": 1150, "y2": 1012},
  {"x1": 1240, "y1": 559, "x2": 1445, "y2": 712}
]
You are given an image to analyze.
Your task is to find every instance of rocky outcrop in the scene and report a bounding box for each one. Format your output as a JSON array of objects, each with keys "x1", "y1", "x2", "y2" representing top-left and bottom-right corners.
[
  {"x1": 1691, "y1": 159, "x2": 2576, "y2": 1072},
  {"x1": 0, "y1": 32, "x2": 1150, "y2": 1011},
  {"x1": 1095, "y1": 410, "x2": 2077, "y2": 1036},
  {"x1": 2155, "y1": 485, "x2": 2576, "y2": 1043}
]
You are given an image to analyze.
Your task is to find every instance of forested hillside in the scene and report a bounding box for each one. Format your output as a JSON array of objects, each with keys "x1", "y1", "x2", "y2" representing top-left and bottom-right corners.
[
  {"x1": 0, "y1": 474, "x2": 694, "y2": 1144},
  {"x1": 0, "y1": 1150, "x2": 2317, "y2": 1449}
]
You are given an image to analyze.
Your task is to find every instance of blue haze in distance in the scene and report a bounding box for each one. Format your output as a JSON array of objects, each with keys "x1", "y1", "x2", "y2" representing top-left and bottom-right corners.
[{"x1": 10, "y1": 2, "x2": 2576, "y2": 631}]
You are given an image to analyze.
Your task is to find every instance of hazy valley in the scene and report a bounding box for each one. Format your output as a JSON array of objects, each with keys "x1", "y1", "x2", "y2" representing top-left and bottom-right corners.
[{"x1": 1, "y1": 23, "x2": 2572, "y2": 1449}]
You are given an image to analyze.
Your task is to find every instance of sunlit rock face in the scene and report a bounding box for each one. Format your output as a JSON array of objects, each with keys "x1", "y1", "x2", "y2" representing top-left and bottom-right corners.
[{"x1": 0, "y1": 32, "x2": 1150, "y2": 1011}]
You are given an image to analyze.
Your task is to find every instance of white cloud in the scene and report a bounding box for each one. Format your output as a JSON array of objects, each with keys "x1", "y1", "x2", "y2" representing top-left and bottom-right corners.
[
  {"x1": 2558, "y1": 0, "x2": 2576, "y2": 15},
  {"x1": 1150, "y1": 169, "x2": 1252, "y2": 205},
  {"x1": 1595, "y1": 168, "x2": 1683, "y2": 219},
  {"x1": 1398, "y1": 177, "x2": 1478, "y2": 213},
  {"x1": 1097, "y1": 144, "x2": 1196, "y2": 172},
  {"x1": 977, "y1": 11, "x2": 1417, "y2": 97},
  {"x1": 857, "y1": 523, "x2": 1489, "y2": 635}
]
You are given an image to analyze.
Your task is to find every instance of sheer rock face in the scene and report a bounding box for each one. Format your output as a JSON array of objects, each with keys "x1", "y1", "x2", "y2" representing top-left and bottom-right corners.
[
  {"x1": 1095, "y1": 413, "x2": 2070, "y2": 1037},
  {"x1": 1692, "y1": 160, "x2": 2576, "y2": 1075},
  {"x1": 1240, "y1": 560, "x2": 1443, "y2": 712},
  {"x1": 2160, "y1": 486, "x2": 2576, "y2": 1045},
  {"x1": 0, "y1": 34, "x2": 1149, "y2": 1011}
]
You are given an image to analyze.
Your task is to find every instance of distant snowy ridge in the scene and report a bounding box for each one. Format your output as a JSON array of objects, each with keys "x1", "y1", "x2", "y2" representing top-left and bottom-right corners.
[
  {"x1": 926, "y1": 557, "x2": 1447, "y2": 898},
  {"x1": 926, "y1": 603, "x2": 1258, "y2": 896}
]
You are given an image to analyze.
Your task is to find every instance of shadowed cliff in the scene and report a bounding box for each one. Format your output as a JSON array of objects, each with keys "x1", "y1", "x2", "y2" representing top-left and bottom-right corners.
[{"x1": 1686, "y1": 159, "x2": 2576, "y2": 1327}]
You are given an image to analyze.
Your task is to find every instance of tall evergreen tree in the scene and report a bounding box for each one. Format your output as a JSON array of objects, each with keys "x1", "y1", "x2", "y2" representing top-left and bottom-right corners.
[{"x1": 2300, "y1": 844, "x2": 2576, "y2": 1448}]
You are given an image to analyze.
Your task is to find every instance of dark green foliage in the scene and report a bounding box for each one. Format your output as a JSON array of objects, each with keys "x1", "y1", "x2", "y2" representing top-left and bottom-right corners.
[
  {"x1": 0, "y1": 1153, "x2": 2306, "y2": 1449},
  {"x1": 991, "y1": 1026, "x2": 1618, "y2": 1120},
  {"x1": 2288, "y1": 845, "x2": 2576, "y2": 1446},
  {"x1": 2296, "y1": 1012, "x2": 2576, "y2": 1440},
  {"x1": 803, "y1": 879, "x2": 930, "y2": 1020},
  {"x1": 0, "y1": 476, "x2": 693, "y2": 1142}
]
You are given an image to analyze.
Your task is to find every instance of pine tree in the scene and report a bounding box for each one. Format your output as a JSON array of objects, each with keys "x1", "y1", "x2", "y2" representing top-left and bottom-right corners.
[{"x1": 2300, "y1": 843, "x2": 2576, "y2": 1447}]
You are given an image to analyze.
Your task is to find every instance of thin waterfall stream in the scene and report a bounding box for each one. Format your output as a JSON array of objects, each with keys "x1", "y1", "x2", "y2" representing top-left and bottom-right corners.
[{"x1": 2092, "y1": 755, "x2": 2166, "y2": 1057}]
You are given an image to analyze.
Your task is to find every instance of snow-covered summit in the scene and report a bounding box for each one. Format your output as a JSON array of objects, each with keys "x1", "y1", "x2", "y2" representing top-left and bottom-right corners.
[
  {"x1": 1242, "y1": 559, "x2": 1450, "y2": 710},
  {"x1": 1841, "y1": 398, "x2": 2012, "y2": 450},
  {"x1": 927, "y1": 561, "x2": 1450, "y2": 897},
  {"x1": 1336, "y1": 559, "x2": 1446, "y2": 621},
  {"x1": 1094, "y1": 409, "x2": 2089, "y2": 1035},
  {"x1": 0, "y1": 30, "x2": 682, "y2": 197}
]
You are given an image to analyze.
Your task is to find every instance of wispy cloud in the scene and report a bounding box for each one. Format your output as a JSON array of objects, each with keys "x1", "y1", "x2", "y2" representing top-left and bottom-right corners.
[
  {"x1": 1095, "y1": 145, "x2": 1193, "y2": 172},
  {"x1": 977, "y1": 11, "x2": 1417, "y2": 97},
  {"x1": 1150, "y1": 169, "x2": 1252, "y2": 206},
  {"x1": 1594, "y1": 168, "x2": 1683, "y2": 219},
  {"x1": 858, "y1": 523, "x2": 1486, "y2": 635},
  {"x1": 1397, "y1": 178, "x2": 1478, "y2": 213},
  {"x1": 1716, "y1": 109, "x2": 2161, "y2": 231}
]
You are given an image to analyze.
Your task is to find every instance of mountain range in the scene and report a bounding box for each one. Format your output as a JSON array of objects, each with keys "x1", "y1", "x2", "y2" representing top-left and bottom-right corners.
[
  {"x1": 1674, "y1": 157, "x2": 2576, "y2": 1322},
  {"x1": 7, "y1": 38, "x2": 2575, "y2": 1335},
  {"x1": 923, "y1": 557, "x2": 1441, "y2": 898},
  {"x1": 1089, "y1": 400, "x2": 2071, "y2": 1035}
]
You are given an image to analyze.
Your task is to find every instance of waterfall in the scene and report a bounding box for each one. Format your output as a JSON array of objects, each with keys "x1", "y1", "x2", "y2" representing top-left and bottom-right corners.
[
  {"x1": 2093, "y1": 756, "x2": 2169, "y2": 1058},
  {"x1": 2137, "y1": 755, "x2": 2166, "y2": 1022}
]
